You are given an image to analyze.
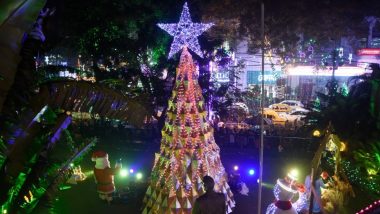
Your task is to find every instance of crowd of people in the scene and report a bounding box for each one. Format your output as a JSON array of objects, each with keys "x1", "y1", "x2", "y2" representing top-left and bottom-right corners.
[
  {"x1": 71, "y1": 119, "x2": 318, "y2": 163},
  {"x1": 213, "y1": 125, "x2": 317, "y2": 158}
]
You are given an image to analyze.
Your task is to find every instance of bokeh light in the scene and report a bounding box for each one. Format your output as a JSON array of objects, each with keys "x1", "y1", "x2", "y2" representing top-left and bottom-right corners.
[
  {"x1": 288, "y1": 168, "x2": 299, "y2": 181},
  {"x1": 120, "y1": 169, "x2": 129, "y2": 177},
  {"x1": 249, "y1": 169, "x2": 255, "y2": 176},
  {"x1": 313, "y1": 130, "x2": 321, "y2": 137}
]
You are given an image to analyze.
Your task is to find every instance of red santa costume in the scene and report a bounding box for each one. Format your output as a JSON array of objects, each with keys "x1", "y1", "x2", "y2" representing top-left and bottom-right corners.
[{"x1": 91, "y1": 151, "x2": 121, "y2": 202}]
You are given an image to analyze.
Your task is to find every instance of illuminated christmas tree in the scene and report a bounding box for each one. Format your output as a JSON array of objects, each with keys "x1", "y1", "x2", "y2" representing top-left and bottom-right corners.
[{"x1": 142, "y1": 3, "x2": 234, "y2": 213}]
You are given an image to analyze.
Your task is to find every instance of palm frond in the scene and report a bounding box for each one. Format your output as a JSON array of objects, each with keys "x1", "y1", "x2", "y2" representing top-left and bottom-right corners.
[{"x1": 0, "y1": 0, "x2": 46, "y2": 111}]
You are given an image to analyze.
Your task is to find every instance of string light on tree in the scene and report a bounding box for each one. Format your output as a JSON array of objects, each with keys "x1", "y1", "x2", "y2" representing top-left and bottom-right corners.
[
  {"x1": 143, "y1": 3, "x2": 234, "y2": 213},
  {"x1": 326, "y1": 158, "x2": 380, "y2": 194},
  {"x1": 356, "y1": 199, "x2": 380, "y2": 214}
]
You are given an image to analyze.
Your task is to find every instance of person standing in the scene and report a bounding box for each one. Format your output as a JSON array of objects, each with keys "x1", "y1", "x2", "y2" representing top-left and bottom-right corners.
[
  {"x1": 309, "y1": 170, "x2": 326, "y2": 214},
  {"x1": 192, "y1": 176, "x2": 226, "y2": 214}
]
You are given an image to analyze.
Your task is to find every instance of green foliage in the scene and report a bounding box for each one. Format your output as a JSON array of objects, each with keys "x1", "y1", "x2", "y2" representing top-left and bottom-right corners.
[
  {"x1": 17, "y1": 129, "x2": 97, "y2": 212},
  {"x1": 78, "y1": 22, "x2": 124, "y2": 55},
  {"x1": 0, "y1": 135, "x2": 5, "y2": 168},
  {"x1": 1, "y1": 105, "x2": 98, "y2": 213},
  {"x1": 352, "y1": 142, "x2": 380, "y2": 181},
  {"x1": 311, "y1": 67, "x2": 380, "y2": 200},
  {"x1": 340, "y1": 83, "x2": 349, "y2": 97},
  {"x1": 326, "y1": 157, "x2": 380, "y2": 197},
  {"x1": 55, "y1": 0, "x2": 176, "y2": 66},
  {"x1": 39, "y1": 107, "x2": 57, "y2": 125},
  {"x1": 1, "y1": 132, "x2": 49, "y2": 212},
  {"x1": 241, "y1": 84, "x2": 261, "y2": 115},
  {"x1": 2, "y1": 172, "x2": 29, "y2": 212},
  {"x1": 201, "y1": 0, "x2": 371, "y2": 57}
]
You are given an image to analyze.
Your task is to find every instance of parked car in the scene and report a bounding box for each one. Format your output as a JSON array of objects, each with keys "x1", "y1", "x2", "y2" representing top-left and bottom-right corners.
[
  {"x1": 224, "y1": 121, "x2": 251, "y2": 130},
  {"x1": 262, "y1": 108, "x2": 287, "y2": 126},
  {"x1": 268, "y1": 103, "x2": 292, "y2": 113},
  {"x1": 280, "y1": 100, "x2": 304, "y2": 108},
  {"x1": 282, "y1": 108, "x2": 309, "y2": 123}
]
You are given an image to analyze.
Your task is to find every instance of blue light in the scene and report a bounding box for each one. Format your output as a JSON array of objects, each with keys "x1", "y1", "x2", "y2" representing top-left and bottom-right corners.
[
  {"x1": 249, "y1": 169, "x2": 255, "y2": 176},
  {"x1": 129, "y1": 169, "x2": 134, "y2": 174},
  {"x1": 233, "y1": 165, "x2": 239, "y2": 171}
]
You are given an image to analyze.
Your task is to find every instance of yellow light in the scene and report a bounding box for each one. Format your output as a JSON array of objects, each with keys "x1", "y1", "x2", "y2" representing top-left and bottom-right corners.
[
  {"x1": 136, "y1": 172, "x2": 143, "y2": 180},
  {"x1": 367, "y1": 168, "x2": 377, "y2": 175},
  {"x1": 29, "y1": 191, "x2": 33, "y2": 200},
  {"x1": 339, "y1": 142, "x2": 346, "y2": 151},
  {"x1": 120, "y1": 169, "x2": 129, "y2": 177},
  {"x1": 84, "y1": 170, "x2": 94, "y2": 177},
  {"x1": 287, "y1": 169, "x2": 299, "y2": 181},
  {"x1": 313, "y1": 130, "x2": 321, "y2": 137},
  {"x1": 3, "y1": 209, "x2": 7, "y2": 214}
]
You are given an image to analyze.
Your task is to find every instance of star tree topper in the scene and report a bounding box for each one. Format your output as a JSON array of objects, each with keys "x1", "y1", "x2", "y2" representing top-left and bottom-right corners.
[{"x1": 157, "y1": 2, "x2": 213, "y2": 58}]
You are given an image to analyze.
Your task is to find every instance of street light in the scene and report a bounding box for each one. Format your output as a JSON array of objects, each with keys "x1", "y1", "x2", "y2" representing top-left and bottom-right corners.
[{"x1": 258, "y1": 1, "x2": 265, "y2": 214}]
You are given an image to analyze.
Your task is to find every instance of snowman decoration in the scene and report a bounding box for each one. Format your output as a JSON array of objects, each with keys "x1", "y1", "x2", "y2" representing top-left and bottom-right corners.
[{"x1": 266, "y1": 178, "x2": 299, "y2": 214}]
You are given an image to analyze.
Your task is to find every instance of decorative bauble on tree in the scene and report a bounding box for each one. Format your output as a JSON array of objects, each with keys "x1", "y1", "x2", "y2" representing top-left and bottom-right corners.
[{"x1": 142, "y1": 3, "x2": 234, "y2": 213}]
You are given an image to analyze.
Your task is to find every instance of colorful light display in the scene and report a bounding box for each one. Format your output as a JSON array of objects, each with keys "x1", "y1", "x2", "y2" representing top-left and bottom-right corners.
[
  {"x1": 157, "y1": 2, "x2": 213, "y2": 59},
  {"x1": 142, "y1": 47, "x2": 234, "y2": 213},
  {"x1": 266, "y1": 179, "x2": 299, "y2": 214},
  {"x1": 326, "y1": 158, "x2": 380, "y2": 195},
  {"x1": 143, "y1": 5, "x2": 234, "y2": 211},
  {"x1": 266, "y1": 175, "x2": 311, "y2": 214}
]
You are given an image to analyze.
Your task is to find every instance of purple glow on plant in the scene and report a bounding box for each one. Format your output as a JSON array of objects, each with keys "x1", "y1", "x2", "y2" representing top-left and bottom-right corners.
[{"x1": 49, "y1": 115, "x2": 72, "y2": 147}]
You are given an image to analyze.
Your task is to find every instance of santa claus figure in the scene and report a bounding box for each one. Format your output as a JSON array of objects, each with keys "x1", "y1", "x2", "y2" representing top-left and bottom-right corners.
[
  {"x1": 92, "y1": 151, "x2": 121, "y2": 203},
  {"x1": 266, "y1": 178, "x2": 298, "y2": 214}
]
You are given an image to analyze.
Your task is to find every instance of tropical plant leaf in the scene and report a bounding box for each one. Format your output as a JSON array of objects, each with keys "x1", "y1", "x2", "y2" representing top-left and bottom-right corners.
[{"x1": 0, "y1": 0, "x2": 46, "y2": 112}]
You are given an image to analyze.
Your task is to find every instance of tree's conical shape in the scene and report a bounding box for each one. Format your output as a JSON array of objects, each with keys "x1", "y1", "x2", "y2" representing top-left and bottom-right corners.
[{"x1": 143, "y1": 48, "x2": 235, "y2": 213}]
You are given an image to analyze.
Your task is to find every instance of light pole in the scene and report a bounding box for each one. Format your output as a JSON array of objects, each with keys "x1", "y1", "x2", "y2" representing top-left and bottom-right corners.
[{"x1": 258, "y1": 1, "x2": 265, "y2": 214}]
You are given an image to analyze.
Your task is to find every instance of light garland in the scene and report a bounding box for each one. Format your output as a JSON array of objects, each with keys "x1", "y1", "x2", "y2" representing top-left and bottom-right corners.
[
  {"x1": 326, "y1": 158, "x2": 380, "y2": 194},
  {"x1": 276, "y1": 179, "x2": 298, "y2": 194},
  {"x1": 157, "y1": 2, "x2": 213, "y2": 58},
  {"x1": 356, "y1": 199, "x2": 380, "y2": 214}
]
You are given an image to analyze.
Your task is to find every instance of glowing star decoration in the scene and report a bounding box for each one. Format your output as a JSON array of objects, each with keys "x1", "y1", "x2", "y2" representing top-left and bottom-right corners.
[{"x1": 157, "y1": 2, "x2": 213, "y2": 58}]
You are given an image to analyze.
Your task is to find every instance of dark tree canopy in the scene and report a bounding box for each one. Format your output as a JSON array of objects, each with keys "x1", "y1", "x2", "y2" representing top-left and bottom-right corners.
[{"x1": 201, "y1": 0, "x2": 380, "y2": 56}]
